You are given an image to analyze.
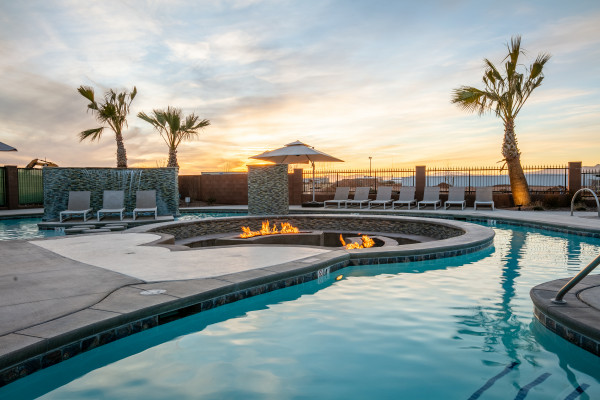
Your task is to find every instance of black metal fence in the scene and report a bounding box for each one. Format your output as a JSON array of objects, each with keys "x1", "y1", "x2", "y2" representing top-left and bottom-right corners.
[
  {"x1": 17, "y1": 168, "x2": 43, "y2": 205},
  {"x1": 426, "y1": 165, "x2": 568, "y2": 194},
  {"x1": 583, "y1": 168, "x2": 600, "y2": 193},
  {"x1": 302, "y1": 168, "x2": 416, "y2": 193},
  {"x1": 303, "y1": 165, "x2": 579, "y2": 194}
]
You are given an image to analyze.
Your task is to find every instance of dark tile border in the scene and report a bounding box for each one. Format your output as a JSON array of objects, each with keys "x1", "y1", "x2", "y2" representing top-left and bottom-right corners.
[{"x1": 533, "y1": 306, "x2": 600, "y2": 356}]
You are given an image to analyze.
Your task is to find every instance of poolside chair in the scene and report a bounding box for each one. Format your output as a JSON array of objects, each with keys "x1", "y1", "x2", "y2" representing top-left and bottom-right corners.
[
  {"x1": 368, "y1": 186, "x2": 393, "y2": 209},
  {"x1": 59, "y1": 191, "x2": 92, "y2": 222},
  {"x1": 474, "y1": 187, "x2": 495, "y2": 210},
  {"x1": 345, "y1": 187, "x2": 371, "y2": 209},
  {"x1": 324, "y1": 187, "x2": 351, "y2": 209},
  {"x1": 392, "y1": 187, "x2": 417, "y2": 209},
  {"x1": 133, "y1": 190, "x2": 158, "y2": 220},
  {"x1": 444, "y1": 187, "x2": 466, "y2": 210},
  {"x1": 97, "y1": 190, "x2": 126, "y2": 221},
  {"x1": 417, "y1": 187, "x2": 441, "y2": 210}
]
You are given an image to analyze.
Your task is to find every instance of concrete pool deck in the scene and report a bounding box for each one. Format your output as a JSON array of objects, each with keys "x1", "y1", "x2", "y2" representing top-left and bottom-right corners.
[{"x1": 1, "y1": 206, "x2": 600, "y2": 386}]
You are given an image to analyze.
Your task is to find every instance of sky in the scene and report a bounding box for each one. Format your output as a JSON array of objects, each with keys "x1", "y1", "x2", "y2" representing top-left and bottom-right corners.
[{"x1": 0, "y1": 0, "x2": 599, "y2": 174}]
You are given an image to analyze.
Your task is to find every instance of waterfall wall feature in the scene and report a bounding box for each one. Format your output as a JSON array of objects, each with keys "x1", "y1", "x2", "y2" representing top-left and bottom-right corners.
[
  {"x1": 42, "y1": 167, "x2": 179, "y2": 221},
  {"x1": 247, "y1": 164, "x2": 289, "y2": 215}
]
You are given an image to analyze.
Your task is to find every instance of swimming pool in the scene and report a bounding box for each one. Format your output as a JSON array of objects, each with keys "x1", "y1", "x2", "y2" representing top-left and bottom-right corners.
[
  {"x1": 0, "y1": 213, "x2": 247, "y2": 241},
  {"x1": 1, "y1": 222, "x2": 599, "y2": 399}
]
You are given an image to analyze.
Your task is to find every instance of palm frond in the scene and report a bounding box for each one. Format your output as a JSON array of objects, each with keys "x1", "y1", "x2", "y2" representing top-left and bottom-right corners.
[{"x1": 79, "y1": 127, "x2": 104, "y2": 142}]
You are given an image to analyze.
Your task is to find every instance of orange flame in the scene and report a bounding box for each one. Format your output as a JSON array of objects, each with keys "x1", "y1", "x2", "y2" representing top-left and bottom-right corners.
[
  {"x1": 339, "y1": 233, "x2": 375, "y2": 249},
  {"x1": 240, "y1": 220, "x2": 300, "y2": 238}
]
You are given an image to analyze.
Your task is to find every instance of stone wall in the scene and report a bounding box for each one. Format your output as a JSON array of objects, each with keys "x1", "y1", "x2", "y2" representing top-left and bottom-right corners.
[
  {"x1": 42, "y1": 168, "x2": 179, "y2": 221},
  {"x1": 247, "y1": 165, "x2": 289, "y2": 215}
]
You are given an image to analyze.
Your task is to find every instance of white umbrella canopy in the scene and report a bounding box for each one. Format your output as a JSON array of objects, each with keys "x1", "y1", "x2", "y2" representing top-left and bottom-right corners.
[
  {"x1": 0, "y1": 141, "x2": 17, "y2": 151},
  {"x1": 250, "y1": 140, "x2": 344, "y2": 203}
]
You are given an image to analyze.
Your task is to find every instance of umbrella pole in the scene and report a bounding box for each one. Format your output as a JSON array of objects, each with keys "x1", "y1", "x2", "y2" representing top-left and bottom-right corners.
[{"x1": 312, "y1": 161, "x2": 316, "y2": 202}]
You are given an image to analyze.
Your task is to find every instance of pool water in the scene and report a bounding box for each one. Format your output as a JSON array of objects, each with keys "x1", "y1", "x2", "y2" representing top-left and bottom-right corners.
[
  {"x1": 2, "y1": 223, "x2": 600, "y2": 399},
  {"x1": 0, "y1": 213, "x2": 246, "y2": 241},
  {"x1": 0, "y1": 218, "x2": 63, "y2": 240}
]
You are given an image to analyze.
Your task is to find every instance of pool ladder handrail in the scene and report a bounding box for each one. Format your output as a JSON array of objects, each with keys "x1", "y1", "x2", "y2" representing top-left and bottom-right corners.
[
  {"x1": 570, "y1": 188, "x2": 600, "y2": 218},
  {"x1": 553, "y1": 254, "x2": 600, "y2": 304}
]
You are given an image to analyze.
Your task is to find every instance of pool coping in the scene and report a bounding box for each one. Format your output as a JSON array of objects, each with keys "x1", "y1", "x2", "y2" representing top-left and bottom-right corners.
[{"x1": 0, "y1": 214, "x2": 493, "y2": 387}]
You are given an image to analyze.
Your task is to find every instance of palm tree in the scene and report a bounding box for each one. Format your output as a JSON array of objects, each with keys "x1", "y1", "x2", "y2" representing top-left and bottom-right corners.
[
  {"x1": 137, "y1": 107, "x2": 210, "y2": 168},
  {"x1": 77, "y1": 86, "x2": 137, "y2": 168},
  {"x1": 451, "y1": 36, "x2": 551, "y2": 206}
]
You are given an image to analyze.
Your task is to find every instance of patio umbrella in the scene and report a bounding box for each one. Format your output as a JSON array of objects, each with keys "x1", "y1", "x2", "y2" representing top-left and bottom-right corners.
[
  {"x1": 250, "y1": 140, "x2": 344, "y2": 203},
  {"x1": 0, "y1": 141, "x2": 17, "y2": 151}
]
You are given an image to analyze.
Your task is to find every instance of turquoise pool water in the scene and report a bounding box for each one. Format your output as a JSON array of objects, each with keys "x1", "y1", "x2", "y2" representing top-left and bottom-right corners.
[
  {"x1": 2, "y1": 222, "x2": 600, "y2": 399},
  {"x1": 0, "y1": 213, "x2": 246, "y2": 241}
]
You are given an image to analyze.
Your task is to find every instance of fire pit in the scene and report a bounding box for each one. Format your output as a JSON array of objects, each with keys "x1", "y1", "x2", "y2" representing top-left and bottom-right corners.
[{"x1": 131, "y1": 213, "x2": 494, "y2": 287}]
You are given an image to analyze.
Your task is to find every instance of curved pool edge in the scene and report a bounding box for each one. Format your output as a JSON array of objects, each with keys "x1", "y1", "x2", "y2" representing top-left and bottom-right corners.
[
  {"x1": 530, "y1": 275, "x2": 600, "y2": 357},
  {"x1": 0, "y1": 216, "x2": 493, "y2": 388}
]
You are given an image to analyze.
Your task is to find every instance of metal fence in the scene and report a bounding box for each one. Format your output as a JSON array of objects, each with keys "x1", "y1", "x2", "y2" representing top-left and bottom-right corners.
[
  {"x1": 303, "y1": 168, "x2": 416, "y2": 193},
  {"x1": 303, "y1": 165, "x2": 572, "y2": 194},
  {"x1": 0, "y1": 168, "x2": 5, "y2": 206},
  {"x1": 583, "y1": 168, "x2": 600, "y2": 193},
  {"x1": 426, "y1": 165, "x2": 568, "y2": 194},
  {"x1": 18, "y1": 168, "x2": 43, "y2": 205}
]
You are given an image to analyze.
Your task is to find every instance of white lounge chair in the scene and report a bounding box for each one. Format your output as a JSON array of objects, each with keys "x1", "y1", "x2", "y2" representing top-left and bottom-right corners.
[
  {"x1": 133, "y1": 190, "x2": 158, "y2": 220},
  {"x1": 418, "y1": 187, "x2": 441, "y2": 210},
  {"x1": 444, "y1": 187, "x2": 466, "y2": 210},
  {"x1": 345, "y1": 187, "x2": 371, "y2": 209},
  {"x1": 59, "y1": 191, "x2": 92, "y2": 222},
  {"x1": 97, "y1": 190, "x2": 125, "y2": 221},
  {"x1": 392, "y1": 187, "x2": 417, "y2": 209},
  {"x1": 368, "y1": 186, "x2": 393, "y2": 209},
  {"x1": 324, "y1": 187, "x2": 351, "y2": 208},
  {"x1": 474, "y1": 187, "x2": 495, "y2": 210}
]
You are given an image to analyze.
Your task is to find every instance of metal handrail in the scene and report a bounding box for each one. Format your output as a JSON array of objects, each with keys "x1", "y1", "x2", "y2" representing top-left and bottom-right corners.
[
  {"x1": 553, "y1": 254, "x2": 600, "y2": 304},
  {"x1": 570, "y1": 188, "x2": 600, "y2": 218}
]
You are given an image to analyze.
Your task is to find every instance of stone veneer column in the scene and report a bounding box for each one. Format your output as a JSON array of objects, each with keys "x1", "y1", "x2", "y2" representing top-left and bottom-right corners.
[{"x1": 248, "y1": 164, "x2": 289, "y2": 215}]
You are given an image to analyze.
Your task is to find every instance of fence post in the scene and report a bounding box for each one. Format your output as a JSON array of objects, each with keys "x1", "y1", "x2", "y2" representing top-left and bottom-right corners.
[
  {"x1": 568, "y1": 161, "x2": 582, "y2": 194},
  {"x1": 415, "y1": 165, "x2": 426, "y2": 201},
  {"x1": 4, "y1": 165, "x2": 19, "y2": 209}
]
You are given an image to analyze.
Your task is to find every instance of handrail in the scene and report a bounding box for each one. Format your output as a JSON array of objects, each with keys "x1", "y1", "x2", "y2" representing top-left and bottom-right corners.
[
  {"x1": 553, "y1": 254, "x2": 600, "y2": 304},
  {"x1": 570, "y1": 188, "x2": 600, "y2": 218}
]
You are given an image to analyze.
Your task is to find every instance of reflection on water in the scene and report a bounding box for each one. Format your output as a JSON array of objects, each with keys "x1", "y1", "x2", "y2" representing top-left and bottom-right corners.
[{"x1": 2, "y1": 223, "x2": 600, "y2": 399}]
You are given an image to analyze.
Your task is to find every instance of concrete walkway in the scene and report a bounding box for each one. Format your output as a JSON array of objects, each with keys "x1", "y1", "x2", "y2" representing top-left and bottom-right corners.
[{"x1": 1, "y1": 206, "x2": 599, "y2": 386}]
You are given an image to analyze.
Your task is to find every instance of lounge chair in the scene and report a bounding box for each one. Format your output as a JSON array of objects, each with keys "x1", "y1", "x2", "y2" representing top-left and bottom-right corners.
[
  {"x1": 345, "y1": 187, "x2": 371, "y2": 209},
  {"x1": 133, "y1": 190, "x2": 158, "y2": 220},
  {"x1": 368, "y1": 186, "x2": 393, "y2": 209},
  {"x1": 392, "y1": 187, "x2": 417, "y2": 209},
  {"x1": 324, "y1": 187, "x2": 351, "y2": 208},
  {"x1": 444, "y1": 187, "x2": 466, "y2": 210},
  {"x1": 474, "y1": 187, "x2": 495, "y2": 210},
  {"x1": 418, "y1": 187, "x2": 441, "y2": 210},
  {"x1": 97, "y1": 190, "x2": 126, "y2": 221},
  {"x1": 59, "y1": 191, "x2": 92, "y2": 222}
]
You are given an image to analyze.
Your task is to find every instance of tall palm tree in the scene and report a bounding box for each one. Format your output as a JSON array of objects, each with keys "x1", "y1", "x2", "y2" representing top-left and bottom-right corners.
[
  {"x1": 451, "y1": 36, "x2": 551, "y2": 206},
  {"x1": 77, "y1": 86, "x2": 137, "y2": 168},
  {"x1": 137, "y1": 106, "x2": 210, "y2": 168}
]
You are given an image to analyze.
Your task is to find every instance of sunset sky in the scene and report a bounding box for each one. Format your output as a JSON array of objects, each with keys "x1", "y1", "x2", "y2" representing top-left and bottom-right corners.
[{"x1": 1, "y1": 0, "x2": 599, "y2": 174}]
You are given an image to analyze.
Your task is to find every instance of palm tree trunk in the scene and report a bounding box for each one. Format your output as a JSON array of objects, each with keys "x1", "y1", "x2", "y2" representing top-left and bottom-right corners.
[
  {"x1": 167, "y1": 147, "x2": 178, "y2": 168},
  {"x1": 503, "y1": 118, "x2": 531, "y2": 206},
  {"x1": 115, "y1": 132, "x2": 128, "y2": 168}
]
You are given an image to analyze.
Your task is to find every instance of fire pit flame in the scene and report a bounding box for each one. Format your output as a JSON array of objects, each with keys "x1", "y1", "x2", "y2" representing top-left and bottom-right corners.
[
  {"x1": 339, "y1": 233, "x2": 375, "y2": 249},
  {"x1": 240, "y1": 220, "x2": 300, "y2": 238}
]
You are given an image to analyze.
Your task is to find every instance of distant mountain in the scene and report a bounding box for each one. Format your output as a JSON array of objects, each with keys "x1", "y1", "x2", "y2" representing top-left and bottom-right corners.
[{"x1": 583, "y1": 164, "x2": 600, "y2": 172}]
